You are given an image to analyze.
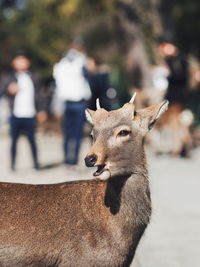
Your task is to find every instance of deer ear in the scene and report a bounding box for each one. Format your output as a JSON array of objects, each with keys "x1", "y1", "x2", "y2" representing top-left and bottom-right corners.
[
  {"x1": 138, "y1": 100, "x2": 169, "y2": 131},
  {"x1": 85, "y1": 109, "x2": 95, "y2": 125},
  {"x1": 121, "y1": 103, "x2": 135, "y2": 119}
]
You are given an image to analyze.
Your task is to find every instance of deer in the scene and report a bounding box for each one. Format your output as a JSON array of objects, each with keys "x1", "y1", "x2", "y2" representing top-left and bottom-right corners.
[{"x1": 0, "y1": 94, "x2": 168, "y2": 267}]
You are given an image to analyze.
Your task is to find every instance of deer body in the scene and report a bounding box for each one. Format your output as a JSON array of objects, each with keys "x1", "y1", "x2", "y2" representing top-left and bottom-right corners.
[{"x1": 0, "y1": 97, "x2": 168, "y2": 266}]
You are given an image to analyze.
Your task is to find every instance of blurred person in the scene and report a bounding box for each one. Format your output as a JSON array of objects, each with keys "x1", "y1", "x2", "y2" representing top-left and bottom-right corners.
[
  {"x1": 53, "y1": 40, "x2": 91, "y2": 166},
  {"x1": 87, "y1": 57, "x2": 112, "y2": 110},
  {"x1": 0, "y1": 52, "x2": 47, "y2": 170},
  {"x1": 151, "y1": 43, "x2": 194, "y2": 157},
  {"x1": 159, "y1": 42, "x2": 189, "y2": 105}
]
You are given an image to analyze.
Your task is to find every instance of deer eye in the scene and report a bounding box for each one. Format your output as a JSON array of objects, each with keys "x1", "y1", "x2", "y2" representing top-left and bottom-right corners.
[{"x1": 117, "y1": 130, "x2": 131, "y2": 137}]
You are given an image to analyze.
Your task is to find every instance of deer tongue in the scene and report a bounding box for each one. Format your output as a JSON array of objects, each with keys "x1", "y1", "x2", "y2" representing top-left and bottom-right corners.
[
  {"x1": 93, "y1": 165, "x2": 105, "y2": 176},
  {"x1": 93, "y1": 165, "x2": 111, "y2": 180}
]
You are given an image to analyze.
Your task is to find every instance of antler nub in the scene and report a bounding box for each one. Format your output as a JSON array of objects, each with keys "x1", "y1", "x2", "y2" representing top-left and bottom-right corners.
[
  {"x1": 96, "y1": 98, "x2": 101, "y2": 110},
  {"x1": 129, "y1": 92, "x2": 136, "y2": 104}
]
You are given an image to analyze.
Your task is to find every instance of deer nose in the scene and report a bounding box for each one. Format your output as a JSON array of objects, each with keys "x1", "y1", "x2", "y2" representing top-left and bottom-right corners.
[{"x1": 85, "y1": 154, "x2": 97, "y2": 167}]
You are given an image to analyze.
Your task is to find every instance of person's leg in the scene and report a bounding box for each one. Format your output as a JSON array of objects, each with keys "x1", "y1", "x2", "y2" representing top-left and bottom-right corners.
[
  {"x1": 63, "y1": 102, "x2": 75, "y2": 164},
  {"x1": 73, "y1": 101, "x2": 87, "y2": 164},
  {"x1": 24, "y1": 117, "x2": 39, "y2": 169},
  {"x1": 10, "y1": 116, "x2": 21, "y2": 170},
  {"x1": 63, "y1": 101, "x2": 86, "y2": 165}
]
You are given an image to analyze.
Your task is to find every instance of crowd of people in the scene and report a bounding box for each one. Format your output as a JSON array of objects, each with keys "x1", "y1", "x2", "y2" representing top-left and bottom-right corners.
[
  {"x1": 0, "y1": 41, "x2": 199, "y2": 171},
  {"x1": 0, "y1": 41, "x2": 113, "y2": 170}
]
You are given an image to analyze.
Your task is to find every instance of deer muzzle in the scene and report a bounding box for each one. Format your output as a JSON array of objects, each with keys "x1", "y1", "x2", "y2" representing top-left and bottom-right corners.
[
  {"x1": 84, "y1": 154, "x2": 97, "y2": 167},
  {"x1": 84, "y1": 153, "x2": 111, "y2": 180}
]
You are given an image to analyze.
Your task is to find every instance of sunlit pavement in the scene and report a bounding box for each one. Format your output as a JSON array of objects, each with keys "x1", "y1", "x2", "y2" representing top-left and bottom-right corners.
[
  {"x1": 133, "y1": 147, "x2": 200, "y2": 267},
  {"x1": 0, "y1": 133, "x2": 93, "y2": 184},
  {"x1": 0, "y1": 133, "x2": 200, "y2": 267}
]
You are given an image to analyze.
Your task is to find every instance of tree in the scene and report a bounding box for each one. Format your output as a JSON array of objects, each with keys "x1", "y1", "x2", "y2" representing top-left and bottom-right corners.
[
  {"x1": 0, "y1": 0, "x2": 199, "y2": 86},
  {"x1": 160, "y1": 0, "x2": 200, "y2": 58}
]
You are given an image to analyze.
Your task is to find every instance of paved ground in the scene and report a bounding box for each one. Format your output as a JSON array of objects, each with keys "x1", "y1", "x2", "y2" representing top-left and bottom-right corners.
[{"x1": 0, "y1": 132, "x2": 200, "y2": 267}]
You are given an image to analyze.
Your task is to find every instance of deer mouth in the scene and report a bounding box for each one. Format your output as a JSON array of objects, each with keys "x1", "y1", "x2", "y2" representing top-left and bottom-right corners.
[
  {"x1": 94, "y1": 165, "x2": 105, "y2": 176},
  {"x1": 93, "y1": 165, "x2": 111, "y2": 180}
]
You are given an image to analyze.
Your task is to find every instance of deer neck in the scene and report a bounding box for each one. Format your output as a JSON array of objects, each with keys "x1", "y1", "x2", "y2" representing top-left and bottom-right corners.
[{"x1": 104, "y1": 152, "x2": 150, "y2": 224}]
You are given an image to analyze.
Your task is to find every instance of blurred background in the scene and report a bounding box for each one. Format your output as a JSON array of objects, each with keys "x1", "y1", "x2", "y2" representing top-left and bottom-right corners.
[{"x1": 0, "y1": 0, "x2": 200, "y2": 266}]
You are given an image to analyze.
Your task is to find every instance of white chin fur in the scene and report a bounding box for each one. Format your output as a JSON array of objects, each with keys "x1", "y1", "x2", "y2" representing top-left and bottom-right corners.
[{"x1": 95, "y1": 170, "x2": 111, "y2": 181}]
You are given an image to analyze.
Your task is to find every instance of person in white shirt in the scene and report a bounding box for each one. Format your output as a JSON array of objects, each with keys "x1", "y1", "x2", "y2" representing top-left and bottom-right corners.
[
  {"x1": 53, "y1": 42, "x2": 91, "y2": 166},
  {"x1": 0, "y1": 53, "x2": 47, "y2": 170}
]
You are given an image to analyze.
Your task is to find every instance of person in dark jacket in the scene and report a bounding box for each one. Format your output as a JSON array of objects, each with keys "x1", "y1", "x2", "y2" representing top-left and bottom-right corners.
[
  {"x1": 159, "y1": 42, "x2": 189, "y2": 105},
  {"x1": 87, "y1": 57, "x2": 111, "y2": 111},
  {"x1": 0, "y1": 53, "x2": 47, "y2": 170}
]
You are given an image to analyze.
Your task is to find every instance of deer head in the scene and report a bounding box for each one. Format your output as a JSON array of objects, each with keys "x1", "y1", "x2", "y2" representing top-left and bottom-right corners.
[{"x1": 85, "y1": 94, "x2": 168, "y2": 180}]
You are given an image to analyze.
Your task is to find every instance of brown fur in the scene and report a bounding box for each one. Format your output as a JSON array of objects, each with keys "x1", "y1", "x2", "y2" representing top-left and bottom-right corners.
[{"x1": 0, "y1": 100, "x2": 168, "y2": 267}]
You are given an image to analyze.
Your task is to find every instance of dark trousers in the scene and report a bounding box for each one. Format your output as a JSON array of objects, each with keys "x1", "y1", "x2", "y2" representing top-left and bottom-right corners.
[
  {"x1": 10, "y1": 116, "x2": 38, "y2": 169},
  {"x1": 63, "y1": 100, "x2": 87, "y2": 165}
]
